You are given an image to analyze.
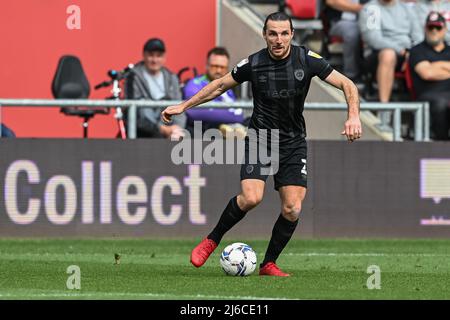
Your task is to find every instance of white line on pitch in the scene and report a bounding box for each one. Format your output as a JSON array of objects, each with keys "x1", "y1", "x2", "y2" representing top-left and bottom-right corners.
[
  {"x1": 0, "y1": 291, "x2": 293, "y2": 300},
  {"x1": 2, "y1": 252, "x2": 450, "y2": 259},
  {"x1": 287, "y1": 252, "x2": 450, "y2": 257}
]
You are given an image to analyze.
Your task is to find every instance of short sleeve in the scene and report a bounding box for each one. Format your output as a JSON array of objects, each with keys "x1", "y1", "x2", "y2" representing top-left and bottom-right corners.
[
  {"x1": 409, "y1": 44, "x2": 427, "y2": 70},
  {"x1": 231, "y1": 58, "x2": 251, "y2": 83},
  {"x1": 305, "y1": 50, "x2": 334, "y2": 80}
]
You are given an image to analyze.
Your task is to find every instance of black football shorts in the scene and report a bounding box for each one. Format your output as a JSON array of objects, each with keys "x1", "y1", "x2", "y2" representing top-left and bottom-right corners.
[{"x1": 240, "y1": 138, "x2": 308, "y2": 190}]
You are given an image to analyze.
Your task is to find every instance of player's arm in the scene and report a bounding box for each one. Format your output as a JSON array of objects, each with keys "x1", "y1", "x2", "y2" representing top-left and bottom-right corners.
[
  {"x1": 161, "y1": 73, "x2": 239, "y2": 124},
  {"x1": 414, "y1": 60, "x2": 450, "y2": 81},
  {"x1": 324, "y1": 70, "x2": 362, "y2": 142}
]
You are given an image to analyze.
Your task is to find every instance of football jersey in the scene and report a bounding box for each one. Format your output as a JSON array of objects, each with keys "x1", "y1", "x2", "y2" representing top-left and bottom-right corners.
[{"x1": 231, "y1": 45, "x2": 333, "y2": 148}]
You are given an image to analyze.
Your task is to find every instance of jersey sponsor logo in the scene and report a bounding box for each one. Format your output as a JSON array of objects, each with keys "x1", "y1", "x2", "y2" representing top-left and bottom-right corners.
[
  {"x1": 262, "y1": 87, "x2": 303, "y2": 99},
  {"x1": 294, "y1": 69, "x2": 304, "y2": 81},
  {"x1": 307, "y1": 50, "x2": 322, "y2": 59}
]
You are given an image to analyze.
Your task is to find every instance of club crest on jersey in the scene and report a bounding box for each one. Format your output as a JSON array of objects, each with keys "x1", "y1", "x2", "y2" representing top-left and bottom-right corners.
[
  {"x1": 294, "y1": 69, "x2": 304, "y2": 81},
  {"x1": 258, "y1": 75, "x2": 267, "y2": 83},
  {"x1": 307, "y1": 50, "x2": 322, "y2": 59}
]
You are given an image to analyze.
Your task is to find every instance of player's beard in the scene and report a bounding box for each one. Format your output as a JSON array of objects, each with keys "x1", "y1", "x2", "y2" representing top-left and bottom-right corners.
[{"x1": 271, "y1": 45, "x2": 289, "y2": 59}]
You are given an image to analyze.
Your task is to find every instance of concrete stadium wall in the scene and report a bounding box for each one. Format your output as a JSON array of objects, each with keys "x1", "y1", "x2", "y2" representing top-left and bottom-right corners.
[
  {"x1": 0, "y1": 0, "x2": 216, "y2": 138},
  {"x1": 1, "y1": 139, "x2": 449, "y2": 239}
]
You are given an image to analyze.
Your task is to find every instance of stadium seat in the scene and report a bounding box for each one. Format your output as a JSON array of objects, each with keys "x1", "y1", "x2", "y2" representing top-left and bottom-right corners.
[
  {"x1": 177, "y1": 66, "x2": 198, "y2": 91},
  {"x1": 403, "y1": 58, "x2": 416, "y2": 101},
  {"x1": 398, "y1": 58, "x2": 417, "y2": 139},
  {"x1": 319, "y1": 9, "x2": 343, "y2": 65},
  {"x1": 52, "y1": 55, "x2": 90, "y2": 100},
  {"x1": 280, "y1": 0, "x2": 323, "y2": 44},
  {"x1": 281, "y1": 0, "x2": 319, "y2": 19},
  {"x1": 52, "y1": 55, "x2": 109, "y2": 138},
  {"x1": 394, "y1": 56, "x2": 416, "y2": 101}
]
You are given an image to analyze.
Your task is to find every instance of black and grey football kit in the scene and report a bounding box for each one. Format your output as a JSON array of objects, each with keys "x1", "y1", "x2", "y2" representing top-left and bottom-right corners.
[{"x1": 231, "y1": 45, "x2": 333, "y2": 190}]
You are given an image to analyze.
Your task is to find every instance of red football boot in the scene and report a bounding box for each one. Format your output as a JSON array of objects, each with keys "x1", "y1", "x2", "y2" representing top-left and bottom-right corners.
[
  {"x1": 190, "y1": 238, "x2": 218, "y2": 268},
  {"x1": 259, "y1": 262, "x2": 290, "y2": 277}
]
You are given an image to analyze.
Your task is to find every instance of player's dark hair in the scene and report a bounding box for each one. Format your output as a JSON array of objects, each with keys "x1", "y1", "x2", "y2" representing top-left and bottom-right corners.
[
  {"x1": 263, "y1": 12, "x2": 294, "y2": 33},
  {"x1": 207, "y1": 47, "x2": 230, "y2": 60}
]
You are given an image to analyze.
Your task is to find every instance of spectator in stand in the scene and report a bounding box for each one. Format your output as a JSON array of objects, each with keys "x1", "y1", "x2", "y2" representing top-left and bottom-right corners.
[
  {"x1": 125, "y1": 38, "x2": 185, "y2": 139},
  {"x1": 409, "y1": 12, "x2": 450, "y2": 140},
  {"x1": 359, "y1": 0, "x2": 422, "y2": 110},
  {"x1": 414, "y1": 0, "x2": 450, "y2": 44},
  {"x1": 183, "y1": 47, "x2": 245, "y2": 137},
  {"x1": 324, "y1": 0, "x2": 364, "y2": 82},
  {"x1": 1, "y1": 123, "x2": 15, "y2": 138}
]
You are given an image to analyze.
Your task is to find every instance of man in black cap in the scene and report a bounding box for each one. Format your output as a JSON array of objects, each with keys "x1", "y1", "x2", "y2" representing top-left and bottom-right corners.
[
  {"x1": 125, "y1": 38, "x2": 185, "y2": 139},
  {"x1": 413, "y1": 0, "x2": 450, "y2": 44},
  {"x1": 409, "y1": 11, "x2": 450, "y2": 140}
]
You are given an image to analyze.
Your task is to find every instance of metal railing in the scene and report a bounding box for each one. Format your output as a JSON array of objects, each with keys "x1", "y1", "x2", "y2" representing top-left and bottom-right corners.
[{"x1": 0, "y1": 99, "x2": 429, "y2": 141}]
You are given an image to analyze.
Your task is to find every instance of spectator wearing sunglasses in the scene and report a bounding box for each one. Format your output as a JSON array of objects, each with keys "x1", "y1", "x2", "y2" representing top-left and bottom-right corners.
[
  {"x1": 409, "y1": 12, "x2": 450, "y2": 140},
  {"x1": 414, "y1": 0, "x2": 450, "y2": 45},
  {"x1": 183, "y1": 47, "x2": 246, "y2": 137}
]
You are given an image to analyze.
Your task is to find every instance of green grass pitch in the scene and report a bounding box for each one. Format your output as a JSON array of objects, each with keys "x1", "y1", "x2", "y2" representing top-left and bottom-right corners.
[{"x1": 0, "y1": 238, "x2": 449, "y2": 299}]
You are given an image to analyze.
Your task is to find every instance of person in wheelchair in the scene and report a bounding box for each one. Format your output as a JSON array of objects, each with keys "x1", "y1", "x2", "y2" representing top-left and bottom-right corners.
[{"x1": 125, "y1": 38, "x2": 186, "y2": 139}]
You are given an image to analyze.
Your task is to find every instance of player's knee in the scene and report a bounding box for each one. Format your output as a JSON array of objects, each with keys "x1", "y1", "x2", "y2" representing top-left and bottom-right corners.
[
  {"x1": 281, "y1": 202, "x2": 302, "y2": 221},
  {"x1": 240, "y1": 193, "x2": 263, "y2": 211}
]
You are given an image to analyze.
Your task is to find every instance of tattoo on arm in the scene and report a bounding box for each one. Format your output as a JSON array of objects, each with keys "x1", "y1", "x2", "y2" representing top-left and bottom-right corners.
[{"x1": 183, "y1": 80, "x2": 225, "y2": 111}]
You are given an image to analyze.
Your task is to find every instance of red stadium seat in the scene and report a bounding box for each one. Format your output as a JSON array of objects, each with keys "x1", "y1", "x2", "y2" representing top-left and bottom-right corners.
[
  {"x1": 403, "y1": 58, "x2": 416, "y2": 100},
  {"x1": 329, "y1": 35, "x2": 343, "y2": 44},
  {"x1": 394, "y1": 70, "x2": 405, "y2": 80},
  {"x1": 279, "y1": 0, "x2": 324, "y2": 50},
  {"x1": 319, "y1": 9, "x2": 344, "y2": 65},
  {"x1": 285, "y1": 0, "x2": 319, "y2": 19},
  {"x1": 393, "y1": 56, "x2": 416, "y2": 100}
]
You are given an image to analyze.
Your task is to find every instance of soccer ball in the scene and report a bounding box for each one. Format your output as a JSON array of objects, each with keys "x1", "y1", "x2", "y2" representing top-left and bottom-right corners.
[{"x1": 220, "y1": 242, "x2": 257, "y2": 276}]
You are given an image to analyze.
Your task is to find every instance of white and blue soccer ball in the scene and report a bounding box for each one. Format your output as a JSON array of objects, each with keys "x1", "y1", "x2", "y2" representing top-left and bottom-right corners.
[{"x1": 220, "y1": 242, "x2": 257, "y2": 276}]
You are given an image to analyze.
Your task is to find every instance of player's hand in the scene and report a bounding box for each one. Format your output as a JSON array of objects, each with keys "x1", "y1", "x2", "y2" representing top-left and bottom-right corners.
[
  {"x1": 341, "y1": 116, "x2": 362, "y2": 142},
  {"x1": 161, "y1": 104, "x2": 185, "y2": 124}
]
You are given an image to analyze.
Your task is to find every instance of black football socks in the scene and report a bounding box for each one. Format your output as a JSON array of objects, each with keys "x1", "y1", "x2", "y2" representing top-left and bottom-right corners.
[
  {"x1": 261, "y1": 214, "x2": 299, "y2": 268},
  {"x1": 207, "y1": 196, "x2": 247, "y2": 244}
]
